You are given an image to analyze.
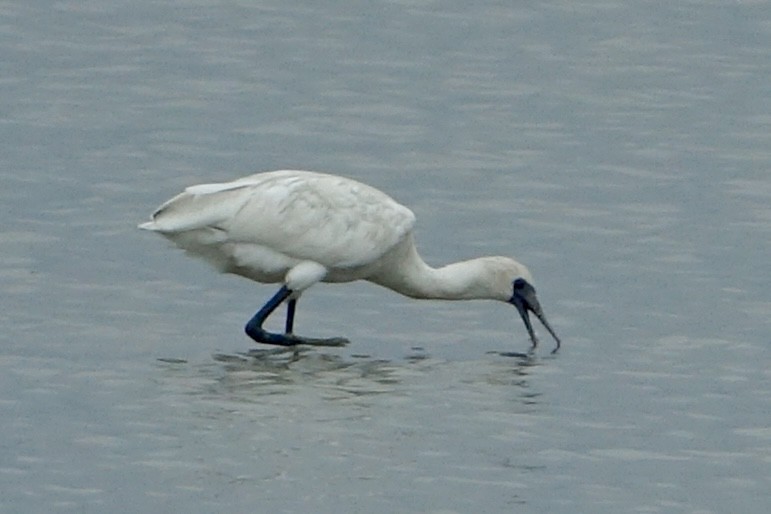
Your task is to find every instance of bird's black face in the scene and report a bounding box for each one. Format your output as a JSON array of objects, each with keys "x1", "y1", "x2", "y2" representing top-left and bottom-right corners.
[{"x1": 509, "y1": 278, "x2": 561, "y2": 353}]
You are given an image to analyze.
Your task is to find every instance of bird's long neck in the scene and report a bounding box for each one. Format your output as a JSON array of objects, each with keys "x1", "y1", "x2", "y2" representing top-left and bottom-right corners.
[{"x1": 369, "y1": 237, "x2": 495, "y2": 301}]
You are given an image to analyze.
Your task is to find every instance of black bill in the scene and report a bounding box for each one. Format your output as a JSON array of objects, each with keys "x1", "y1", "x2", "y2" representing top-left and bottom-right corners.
[{"x1": 510, "y1": 280, "x2": 561, "y2": 354}]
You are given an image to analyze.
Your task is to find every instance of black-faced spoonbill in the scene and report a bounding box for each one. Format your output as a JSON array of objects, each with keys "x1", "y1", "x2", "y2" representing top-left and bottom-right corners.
[{"x1": 139, "y1": 170, "x2": 561, "y2": 353}]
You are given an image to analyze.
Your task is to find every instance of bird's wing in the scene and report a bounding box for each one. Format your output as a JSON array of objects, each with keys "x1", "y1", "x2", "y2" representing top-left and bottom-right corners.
[
  {"x1": 225, "y1": 171, "x2": 417, "y2": 268},
  {"x1": 143, "y1": 170, "x2": 416, "y2": 269}
]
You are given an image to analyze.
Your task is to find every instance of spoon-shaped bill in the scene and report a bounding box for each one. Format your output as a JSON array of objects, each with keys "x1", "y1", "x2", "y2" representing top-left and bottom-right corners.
[{"x1": 510, "y1": 282, "x2": 561, "y2": 353}]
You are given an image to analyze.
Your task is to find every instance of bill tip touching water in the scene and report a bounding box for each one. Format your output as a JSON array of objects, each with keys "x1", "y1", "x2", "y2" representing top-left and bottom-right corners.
[{"x1": 139, "y1": 170, "x2": 561, "y2": 354}]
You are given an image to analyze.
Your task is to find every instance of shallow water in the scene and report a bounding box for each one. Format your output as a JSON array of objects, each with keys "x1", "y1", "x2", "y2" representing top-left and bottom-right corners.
[{"x1": 2, "y1": 1, "x2": 770, "y2": 512}]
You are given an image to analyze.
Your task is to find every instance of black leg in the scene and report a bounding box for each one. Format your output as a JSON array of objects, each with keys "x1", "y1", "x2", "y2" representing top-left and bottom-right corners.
[
  {"x1": 285, "y1": 298, "x2": 296, "y2": 334},
  {"x1": 244, "y1": 286, "x2": 293, "y2": 346},
  {"x1": 244, "y1": 285, "x2": 349, "y2": 347}
]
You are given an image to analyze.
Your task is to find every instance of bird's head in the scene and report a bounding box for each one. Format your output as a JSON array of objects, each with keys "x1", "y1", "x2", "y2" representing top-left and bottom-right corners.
[{"x1": 488, "y1": 257, "x2": 561, "y2": 354}]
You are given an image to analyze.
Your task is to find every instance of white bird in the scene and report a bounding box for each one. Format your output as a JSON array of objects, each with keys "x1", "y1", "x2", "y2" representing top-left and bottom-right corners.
[{"x1": 139, "y1": 170, "x2": 561, "y2": 353}]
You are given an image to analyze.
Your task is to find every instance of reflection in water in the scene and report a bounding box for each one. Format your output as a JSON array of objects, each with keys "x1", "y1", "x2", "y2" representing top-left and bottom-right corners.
[
  {"x1": 211, "y1": 349, "x2": 401, "y2": 401},
  {"x1": 155, "y1": 349, "x2": 541, "y2": 410},
  {"x1": 148, "y1": 351, "x2": 548, "y2": 512}
]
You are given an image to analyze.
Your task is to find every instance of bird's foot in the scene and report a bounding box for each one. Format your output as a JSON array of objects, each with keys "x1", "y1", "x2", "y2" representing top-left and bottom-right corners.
[
  {"x1": 497, "y1": 350, "x2": 533, "y2": 359},
  {"x1": 289, "y1": 335, "x2": 350, "y2": 347},
  {"x1": 245, "y1": 325, "x2": 349, "y2": 347}
]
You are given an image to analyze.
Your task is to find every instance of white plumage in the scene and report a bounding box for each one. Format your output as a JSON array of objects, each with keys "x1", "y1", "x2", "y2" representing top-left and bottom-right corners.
[{"x1": 140, "y1": 170, "x2": 560, "y2": 353}]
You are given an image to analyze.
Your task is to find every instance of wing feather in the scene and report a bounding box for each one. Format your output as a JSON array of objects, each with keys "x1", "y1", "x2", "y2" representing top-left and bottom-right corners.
[{"x1": 140, "y1": 170, "x2": 416, "y2": 271}]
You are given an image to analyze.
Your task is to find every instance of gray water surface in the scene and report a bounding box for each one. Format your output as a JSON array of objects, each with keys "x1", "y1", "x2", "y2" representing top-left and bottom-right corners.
[{"x1": 2, "y1": 1, "x2": 770, "y2": 512}]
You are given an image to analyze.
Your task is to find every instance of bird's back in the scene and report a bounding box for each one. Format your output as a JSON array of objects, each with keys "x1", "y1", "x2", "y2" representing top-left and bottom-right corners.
[{"x1": 140, "y1": 170, "x2": 416, "y2": 282}]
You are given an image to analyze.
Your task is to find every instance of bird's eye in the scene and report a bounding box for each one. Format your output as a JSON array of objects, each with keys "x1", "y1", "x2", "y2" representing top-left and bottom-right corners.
[{"x1": 513, "y1": 278, "x2": 527, "y2": 290}]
